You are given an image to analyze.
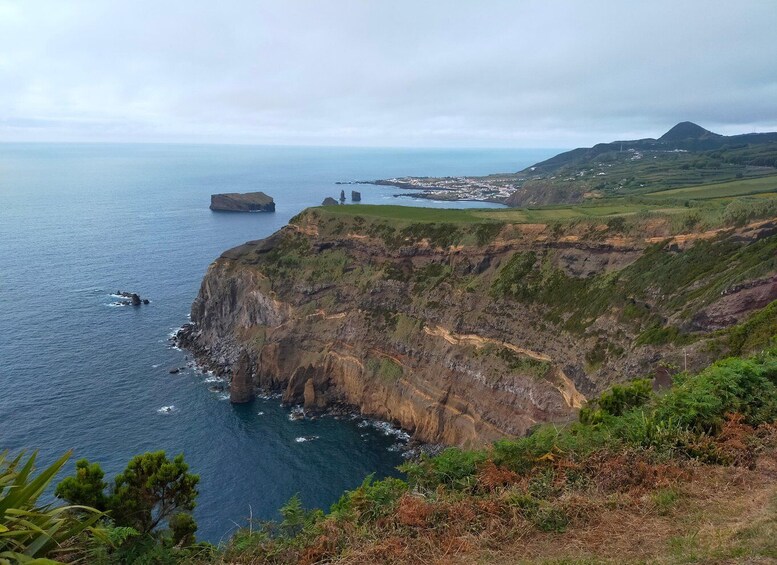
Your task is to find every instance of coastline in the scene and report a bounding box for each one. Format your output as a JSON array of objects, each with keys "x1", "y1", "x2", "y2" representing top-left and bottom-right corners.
[
  {"x1": 173, "y1": 323, "x2": 438, "y2": 458},
  {"x1": 346, "y1": 179, "x2": 511, "y2": 204}
]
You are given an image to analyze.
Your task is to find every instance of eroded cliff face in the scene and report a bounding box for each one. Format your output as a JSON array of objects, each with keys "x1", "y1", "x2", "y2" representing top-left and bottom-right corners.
[{"x1": 179, "y1": 210, "x2": 777, "y2": 447}]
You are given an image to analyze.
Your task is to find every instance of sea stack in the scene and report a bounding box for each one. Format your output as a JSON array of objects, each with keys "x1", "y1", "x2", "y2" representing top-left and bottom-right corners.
[
  {"x1": 210, "y1": 192, "x2": 275, "y2": 212},
  {"x1": 229, "y1": 353, "x2": 255, "y2": 403},
  {"x1": 339, "y1": 189, "x2": 346, "y2": 202},
  {"x1": 351, "y1": 190, "x2": 361, "y2": 201}
]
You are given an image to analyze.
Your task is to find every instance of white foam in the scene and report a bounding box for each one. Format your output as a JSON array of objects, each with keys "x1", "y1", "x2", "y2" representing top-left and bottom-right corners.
[
  {"x1": 217, "y1": 393, "x2": 230, "y2": 401},
  {"x1": 203, "y1": 375, "x2": 225, "y2": 384},
  {"x1": 295, "y1": 436, "x2": 319, "y2": 443},
  {"x1": 152, "y1": 364, "x2": 160, "y2": 368},
  {"x1": 257, "y1": 411, "x2": 265, "y2": 416},
  {"x1": 157, "y1": 405, "x2": 177, "y2": 414},
  {"x1": 288, "y1": 405, "x2": 305, "y2": 421},
  {"x1": 356, "y1": 419, "x2": 410, "y2": 442}
]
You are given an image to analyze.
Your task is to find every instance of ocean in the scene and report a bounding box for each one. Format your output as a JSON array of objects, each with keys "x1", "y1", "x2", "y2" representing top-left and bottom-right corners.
[{"x1": 0, "y1": 143, "x2": 557, "y2": 542}]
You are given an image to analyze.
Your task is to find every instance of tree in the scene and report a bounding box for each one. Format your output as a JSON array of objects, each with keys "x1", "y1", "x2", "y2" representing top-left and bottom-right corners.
[
  {"x1": 54, "y1": 458, "x2": 108, "y2": 511},
  {"x1": 56, "y1": 451, "x2": 199, "y2": 537},
  {"x1": 169, "y1": 512, "x2": 198, "y2": 546},
  {"x1": 110, "y1": 452, "x2": 199, "y2": 534}
]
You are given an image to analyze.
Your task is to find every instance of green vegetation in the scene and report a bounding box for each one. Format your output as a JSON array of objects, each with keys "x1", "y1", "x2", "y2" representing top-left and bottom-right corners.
[
  {"x1": 644, "y1": 175, "x2": 777, "y2": 200},
  {"x1": 57, "y1": 451, "x2": 199, "y2": 537},
  {"x1": 728, "y1": 300, "x2": 777, "y2": 355},
  {"x1": 52, "y1": 451, "x2": 209, "y2": 564},
  {"x1": 212, "y1": 347, "x2": 777, "y2": 563},
  {"x1": 0, "y1": 451, "x2": 104, "y2": 564},
  {"x1": 365, "y1": 356, "x2": 404, "y2": 383},
  {"x1": 486, "y1": 230, "x2": 777, "y2": 341}
]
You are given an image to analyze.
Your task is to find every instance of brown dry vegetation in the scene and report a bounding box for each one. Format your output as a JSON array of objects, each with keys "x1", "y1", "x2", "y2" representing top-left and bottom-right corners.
[
  {"x1": 221, "y1": 418, "x2": 777, "y2": 565},
  {"x1": 330, "y1": 448, "x2": 777, "y2": 564}
]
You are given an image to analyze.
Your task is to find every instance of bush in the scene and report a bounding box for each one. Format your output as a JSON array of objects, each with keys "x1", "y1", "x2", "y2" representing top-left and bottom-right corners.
[
  {"x1": 654, "y1": 354, "x2": 777, "y2": 432},
  {"x1": 331, "y1": 475, "x2": 408, "y2": 523},
  {"x1": 401, "y1": 448, "x2": 487, "y2": 490}
]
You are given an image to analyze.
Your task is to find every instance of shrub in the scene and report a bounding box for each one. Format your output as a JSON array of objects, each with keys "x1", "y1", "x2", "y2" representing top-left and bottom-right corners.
[
  {"x1": 654, "y1": 354, "x2": 777, "y2": 432},
  {"x1": 330, "y1": 475, "x2": 408, "y2": 523},
  {"x1": 401, "y1": 448, "x2": 487, "y2": 491}
]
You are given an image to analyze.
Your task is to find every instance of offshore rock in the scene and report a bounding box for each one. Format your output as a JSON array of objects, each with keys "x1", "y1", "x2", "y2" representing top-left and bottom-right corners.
[
  {"x1": 210, "y1": 192, "x2": 275, "y2": 212},
  {"x1": 229, "y1": 352, "x2": 255, "y2": 403}
]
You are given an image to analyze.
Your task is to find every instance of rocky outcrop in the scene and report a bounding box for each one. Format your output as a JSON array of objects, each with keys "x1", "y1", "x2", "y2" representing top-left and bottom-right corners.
[
  {"x1": 210, "y1": 192, "x2": 275, "y2": 212},
  {"x1": 178, "y1": 211, "x2": 777, "y2": 447},
  {"x1": 322, "y1": 197, "x2": 339, "y2": 206},
  {"x1": 351, "y1": 190, "x2": 361, "y2": 201},
  {"x1": 230, "y1": 353, "x2": 256, "y2": 403},
  {"x1": 114, "y1": 290, "x2": 150, "y2": 306}
]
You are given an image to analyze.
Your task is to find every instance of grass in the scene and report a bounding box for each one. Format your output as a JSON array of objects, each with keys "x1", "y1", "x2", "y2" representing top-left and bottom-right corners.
[
  {"x1": 643, "y1": 174, "x2": 777, "y2": 200},
  {"x1": 312, "y1": 204, "x2": 494, "y2": 224},
  {"x1": 312, "y1": 181, "x2": 777, "y2": 230},
  {"x1": 313, "y1": 201, "x2": 690, "y2": 225}
]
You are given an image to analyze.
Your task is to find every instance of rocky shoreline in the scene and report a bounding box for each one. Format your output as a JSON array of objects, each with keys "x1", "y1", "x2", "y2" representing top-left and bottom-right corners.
[{"x1": 174, "y1": 322, "x2": 437, "y2": 456}]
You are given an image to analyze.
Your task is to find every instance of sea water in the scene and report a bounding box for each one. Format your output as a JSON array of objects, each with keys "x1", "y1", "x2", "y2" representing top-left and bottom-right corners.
[{"x1": 0, "y1": 143, "x2": 557, "y2": 542}]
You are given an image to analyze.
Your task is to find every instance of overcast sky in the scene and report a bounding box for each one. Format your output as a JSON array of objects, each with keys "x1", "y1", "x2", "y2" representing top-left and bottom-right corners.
[{"x1": 0, "y1": 0, "x2": 775, "y2": 147}]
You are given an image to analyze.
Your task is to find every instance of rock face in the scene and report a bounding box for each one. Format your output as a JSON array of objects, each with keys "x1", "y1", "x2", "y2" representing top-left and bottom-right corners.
[
  {"x1": 229, "y1": 352, "x2": 255, "y2": 403},
  {"x1": 210, "y1": 192, "x2": 275, "y2": 212},
  {"x1": 179, "y1": 211, "x2": 777, "y2": 447}
]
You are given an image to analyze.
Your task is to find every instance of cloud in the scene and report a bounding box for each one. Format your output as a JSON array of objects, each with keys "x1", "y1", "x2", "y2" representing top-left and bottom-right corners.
[{"x1": 0, "y1": 0, "x2": 775, "y2": 146}]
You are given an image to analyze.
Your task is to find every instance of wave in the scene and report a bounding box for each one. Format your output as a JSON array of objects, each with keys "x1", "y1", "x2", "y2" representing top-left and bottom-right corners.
[
  {"x1": 157, "y1": 405, "x2": 177, "y2": 414},
  {"x1": 203, "y1": 375, "x2": 226, "y2": 384},
  {"x1": 295, "y1": 436, "x2": 319, "y2": 443},
  {"x1": 357, "y1": 418, "x2": 411, "y2": 442}
]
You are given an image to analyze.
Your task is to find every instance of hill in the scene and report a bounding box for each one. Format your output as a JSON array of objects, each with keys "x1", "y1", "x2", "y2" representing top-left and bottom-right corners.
[
  {"x1": 369, "y1": 123, "x2": 777, "y2": 207},
  {"x1": 658, "y1": 121, "x2": 721, "y2": 142}
]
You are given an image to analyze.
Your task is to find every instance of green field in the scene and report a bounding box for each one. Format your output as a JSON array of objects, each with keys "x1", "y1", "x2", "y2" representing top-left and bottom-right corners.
[
  {"x1": 313, "y1": 171, "x2": 777, "y2": 230},
  {"x1": 643, "y1": 174, "x2": 777, "y2": 200},
  {"x1": 315, "y1": 202, "x2": 685, "y2": 225}
]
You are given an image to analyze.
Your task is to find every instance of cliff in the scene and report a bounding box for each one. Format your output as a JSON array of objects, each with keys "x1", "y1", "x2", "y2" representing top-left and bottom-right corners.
[
  {"x1": 179, "y1": 206, "x2": 777, "y2": 447},
  {"x1": 210, "y1": 192, "x2": 275, "y2": 212}
]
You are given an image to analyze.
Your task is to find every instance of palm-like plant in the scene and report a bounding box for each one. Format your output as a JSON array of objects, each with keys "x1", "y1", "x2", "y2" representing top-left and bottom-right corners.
[{"x1": 0, "y1": 450, "x2": 105, "y2": 564}]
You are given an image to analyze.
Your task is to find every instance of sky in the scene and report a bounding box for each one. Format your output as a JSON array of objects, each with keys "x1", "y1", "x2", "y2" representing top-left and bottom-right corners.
[{"x1": 0, "y1": 0, "x2": 776, "y2": 148}]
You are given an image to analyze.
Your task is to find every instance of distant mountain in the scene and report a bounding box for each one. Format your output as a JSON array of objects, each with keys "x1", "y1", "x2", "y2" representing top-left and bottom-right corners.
[
  {"x1": 659, "y1": 121, "x2": 721, "y2": 142},
  {"x1": 526, "y1": 122, "x2": 777, "y2": 174}
]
